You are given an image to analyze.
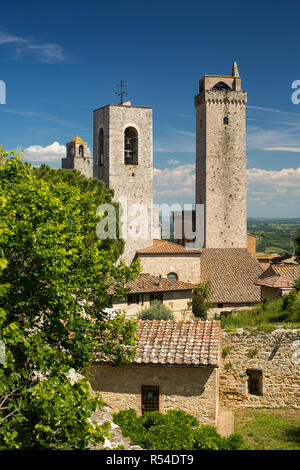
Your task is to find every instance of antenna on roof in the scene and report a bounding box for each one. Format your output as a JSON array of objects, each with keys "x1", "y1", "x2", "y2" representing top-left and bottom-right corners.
[{"x1": 115, "y1": 80, "x2": 128, "y2": 105}]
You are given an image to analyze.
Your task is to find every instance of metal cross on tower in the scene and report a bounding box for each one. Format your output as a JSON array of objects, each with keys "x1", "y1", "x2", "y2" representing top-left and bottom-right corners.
[{"x1": 115, "y1": 80, "x2": 128, "y2": 105}]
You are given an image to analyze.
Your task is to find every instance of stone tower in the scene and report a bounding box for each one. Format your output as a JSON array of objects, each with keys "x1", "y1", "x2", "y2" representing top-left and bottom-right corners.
[
  {"x1": 93, "y1": 102, "x2": 155, "y2": 264},
  {"x1": 194, "y1": 61, "x2": 247, "y2": 248},
  {"x1": 62, "y1": 136, "x2": 93, "y2": 178}
]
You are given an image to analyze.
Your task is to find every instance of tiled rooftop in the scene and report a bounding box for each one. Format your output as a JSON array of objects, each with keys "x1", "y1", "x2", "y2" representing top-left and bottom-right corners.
[
  {"x1": 97, "y1": 320, "x2": 220, "y2": 367},
  {"x1": 200, "y1": 248, "x2": 263, "y2": 303},
  {"x1": 137, "y1": 239, "x2": 201, "y2": 255},
  {"x1": 256, "y1": 264, "x2": 300, "y2": 289},
  {"x1": 108, "y1": 273, "x2": 196, "y2": 295}
]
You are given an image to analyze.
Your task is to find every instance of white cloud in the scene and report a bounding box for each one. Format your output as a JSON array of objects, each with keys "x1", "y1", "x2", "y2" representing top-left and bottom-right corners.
[
  {"x1": 0, "y1": 28, "x2": 67, "y2": 63},
  {"x1": 154, "y1": 164, "x2": 195, "y2": 196},
  {"x1": 247, "y1": 167, "x2": 300, "y2": 188},
  {"x1": 167, "y1": 158, "x2": 180, "y2": 165},
  {"x1": 23, "y1": 141, "x2": 92, "y2": 163},
  {"x1": 262, "y1": 147, "x2": 300, "y2": 153},
  {"x1": 24, "y1": 142, "x2": 66, "y2": 162},
  {"x1": 176, "y1": 130, "x2": 196, "y2": 137},
  {"x1": 247, "y1": 105, "x2": 300, "y2": 116}
]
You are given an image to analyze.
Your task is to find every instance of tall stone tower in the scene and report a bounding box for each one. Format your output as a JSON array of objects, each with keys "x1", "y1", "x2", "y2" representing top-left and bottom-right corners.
[
  {"x1": 62, "y1": 136, "x2": 93, "y2": 178},
  {"x1": 93, "y1": 102, "x2": 154, "y2": 264},
  {"x1": 195, "y1": 61, "x2": 247, "y2": 248}
]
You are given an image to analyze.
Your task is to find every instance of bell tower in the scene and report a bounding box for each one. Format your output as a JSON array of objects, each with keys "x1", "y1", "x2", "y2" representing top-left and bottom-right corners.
[
  {"x1": 195, "y1": 61, "x2": 247, "y2": 248},
  {"x1": 93, "y1": 101, "x2": 154, "y2": 264},
  {"x1": 62, "y1": 136, "x2": 92, "y2": 178}
]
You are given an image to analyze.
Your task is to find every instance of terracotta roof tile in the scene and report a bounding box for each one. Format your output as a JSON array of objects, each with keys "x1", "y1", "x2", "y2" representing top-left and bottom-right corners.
[
  {"x1": 200, "y1": 248, "x2": 263, "y2": 303},
  {"x1": 133, "y1": 320, "x2": 220, "y2": 366},
  {"x1": 108, "y1": 273, "x2": 196, "y2": 295},
  {"x1": 95, "y1": 320, "x2": 220, "y2": 367},
  {"x1": 137, "y1": 239, "x2": 201, "y2": 255},
  {"x1": 256, "y1": 264, "x2": 300, "y2": 289},
  {"x1": 256, "y1": 275, "x2": 295, "y2": 288}
]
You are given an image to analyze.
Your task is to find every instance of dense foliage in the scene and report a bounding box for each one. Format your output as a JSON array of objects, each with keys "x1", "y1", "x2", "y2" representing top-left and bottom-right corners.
[
  {"x1": 295, "y1": 227, "x2": 300, "y2": 262},
  {"x1": 188, "y1": 281, "x2": 212, "y2": 319},
  {"x1": 220, "y1": 290, "x2": 300, "y2": 331},
  {"x1": 138, "y1": 300, "x2": 174, "y2": 320},
  {"x1": 113, "y1": 409, "x2": 247, "y2": 450},
  {"x1": 0, "y1": 147, "x2": 139, "y2": 449}
]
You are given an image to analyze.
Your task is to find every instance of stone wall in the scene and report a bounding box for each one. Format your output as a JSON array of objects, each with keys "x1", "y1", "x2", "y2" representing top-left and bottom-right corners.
[
  {"x1": 92, "y1": 364, "x2": 219, "y2": 426},
  {"x1": 113, "y1": 289, "x2": 193, "y2": 320},
  {"x1": 219, "y1": 329, "x2": 300, "y2": 409},
  {"x1": 195, "y1": 83, "x2": 247, "y2": 249},
  {"x1": 138, "y1": 253, "x2": 201, "y2": 284},
  {"x1": 93, "y1": 104, "x2": 154, "y2": 265}
]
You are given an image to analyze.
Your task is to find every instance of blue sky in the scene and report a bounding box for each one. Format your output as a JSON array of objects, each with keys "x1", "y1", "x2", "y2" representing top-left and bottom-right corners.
[{"x1": 0, "y1": 0, "x2": 300, "y2": 217}]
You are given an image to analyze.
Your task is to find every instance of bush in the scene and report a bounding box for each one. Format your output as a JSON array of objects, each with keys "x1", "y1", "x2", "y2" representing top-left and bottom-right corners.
[
  {"x1": 113, "y1": 409, "x2": 246, "y2": 450},
  {"x1": 188, "y1": 281, "x2": 212, "y2": 319},
  {"x1": 138, "y1": 300, "x2": 174, "y2": 320}
]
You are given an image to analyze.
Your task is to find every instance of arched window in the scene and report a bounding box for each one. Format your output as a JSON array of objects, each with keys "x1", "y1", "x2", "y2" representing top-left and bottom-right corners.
[
  {"x1": 79, "y1": 145, "x2": 84, "y2": 157},
  {"x1": 167, "y1": 272, "x2": 178, "y2": 281},
  {"x1": 98, "y1": 128, "x2": 104, "y2": 165},
  {"x1": 211, "y1": 81, "x2": 231, "y2": 91},
  {"x1": 224, "y1": 117, "x2": 229, "y2": 125},
  {"x1": 124, "y1": 127, "x2": 138, "y2": 165}
]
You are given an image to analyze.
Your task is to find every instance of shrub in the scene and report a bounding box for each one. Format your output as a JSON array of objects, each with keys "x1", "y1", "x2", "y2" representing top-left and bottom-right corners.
[
  {"x1": 113, "y1": 408, "x2": 246, "y2": 450},
  {"x1": 138, "y1": 300, "x2": 174, "y2": 320},
  {"x1": 248, "y1": 347, "x2": 259, "y2": 358},
  {"x1": 188, "y1": 281, "x2": 212, "y2": 319},
  {"x1": 222, "y1": 346, "x2": 231, "y2": 358}
]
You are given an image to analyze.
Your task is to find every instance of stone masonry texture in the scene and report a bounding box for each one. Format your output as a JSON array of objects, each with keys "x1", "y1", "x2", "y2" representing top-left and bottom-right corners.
[
  {"x1": 195, "y1": 73, "x2": 247, "y2": 249},
  {"x1": 219, "y1": 329, "x2": 300, "y2": 409},
  {"x1": 91, "y1": 364, "x2": 219, "y2": 426},
  {"x1": 93, "y1": 104, "x2": 154, "y2": 264}
]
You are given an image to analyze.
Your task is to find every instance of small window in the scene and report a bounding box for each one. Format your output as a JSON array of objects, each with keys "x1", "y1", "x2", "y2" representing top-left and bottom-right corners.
[
  {"x1": 246, "y1": 369, "x2": 263, "y2": 396},
  {"x1": 79, "y1": 145, "x2": 84, "y2": 157},
  {"x1": 141, "y1": 386, "x2": 159, "y2": 414},
  {"x1": 211, "y1": 81, "x2": 231, "y2": 91},
  {"x1": 224, "y1": 117, "x2": 229, "y2": 125},
  {"x1": 167, "y1": 272, "x2": 178, "y2": 281},
  {"x1": 124, "y1": 127, "x2": 138, "y2": 165},
  {"x1": 128, "y1": 294, "x2": 140, "y2": 305},
  {"x1": 98, "y1": 128, "x2": 104, "y2": 165},
  {"x1": 150, "y1": 292, "x2": 163, "y2": 304}
]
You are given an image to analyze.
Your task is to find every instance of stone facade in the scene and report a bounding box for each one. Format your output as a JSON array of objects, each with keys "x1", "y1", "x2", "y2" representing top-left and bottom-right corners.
[
  {"x1": 195, "y1": 63, "x2": 247, "y2": 249},
  {"x1": 92, "y1": 364, "x2": 219, "y2": 426},
  {"x1": 219, "y1": 329, "x2": 300, "y2": 409},
  {"x1": 93, "y1": 104, "x2": 154, "y2": 264},
  {"x1": 62, "y1": 137, "x2": 93, "y2": 179},
  {"x1": 138, "y1": 253, "x2": 201, "y2": 284},
  {"x1": 112, "y1": 289, "x2": 193, "y2": 320}
]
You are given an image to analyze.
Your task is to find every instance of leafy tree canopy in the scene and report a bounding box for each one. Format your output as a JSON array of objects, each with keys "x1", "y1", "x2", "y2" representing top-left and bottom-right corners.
[
  {"x1": 188, "y1": 281, "x2": 212, "y2": 319},
  {"x1": 113, "y1": 409, "x2": 247, "y2": 450},
  {"x1": 0, "y1": 147, "x2": 139, "y2": 449}
]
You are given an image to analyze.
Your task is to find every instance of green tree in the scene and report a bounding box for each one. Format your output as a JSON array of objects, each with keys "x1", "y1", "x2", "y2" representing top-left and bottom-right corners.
[
  {"x1": 295, "y1": 227, "x2": 300, "y2": 262},
  {"x1": 188, "y1": 281, "x2": 212, "y2": 319},
  {"x1": 113, "y1": 409, "x2": 247, "y2": 450},
  {"x1": 138, "y1": 300, "x2": 174, "y2": 320},
  {"x1": 0, "y1": 147, "x2": 139, "y2": 449}
]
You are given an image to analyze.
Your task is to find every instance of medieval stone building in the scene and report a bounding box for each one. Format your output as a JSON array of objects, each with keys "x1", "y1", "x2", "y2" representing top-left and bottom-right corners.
[{"x1": 62, "y1": 136, "x2": 93, "y2": 179}]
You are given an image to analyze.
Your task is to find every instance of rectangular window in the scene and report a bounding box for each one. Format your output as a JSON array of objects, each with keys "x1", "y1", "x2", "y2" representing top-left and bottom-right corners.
[
  {"x1": 128, "y1": 294, "x2": 140, "y2": 305},
  {"x1": 141, "y1": 385, "x2": 159, "y2": 414},
  {"x1": 150, "y1": 292, "x2": 163, "y2": 304},
  {"x1": 246, "y1": 369, "x2": 263, "y2": 396}
]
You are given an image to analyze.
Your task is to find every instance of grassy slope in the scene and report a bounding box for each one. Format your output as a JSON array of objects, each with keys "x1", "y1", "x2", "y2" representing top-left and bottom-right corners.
[
  {"x1": 234, "y1": 409, "x2": 300, "y2": 450},
  {"x1": 220, "y1": 296, "x2": 300, "y2": 332}
]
